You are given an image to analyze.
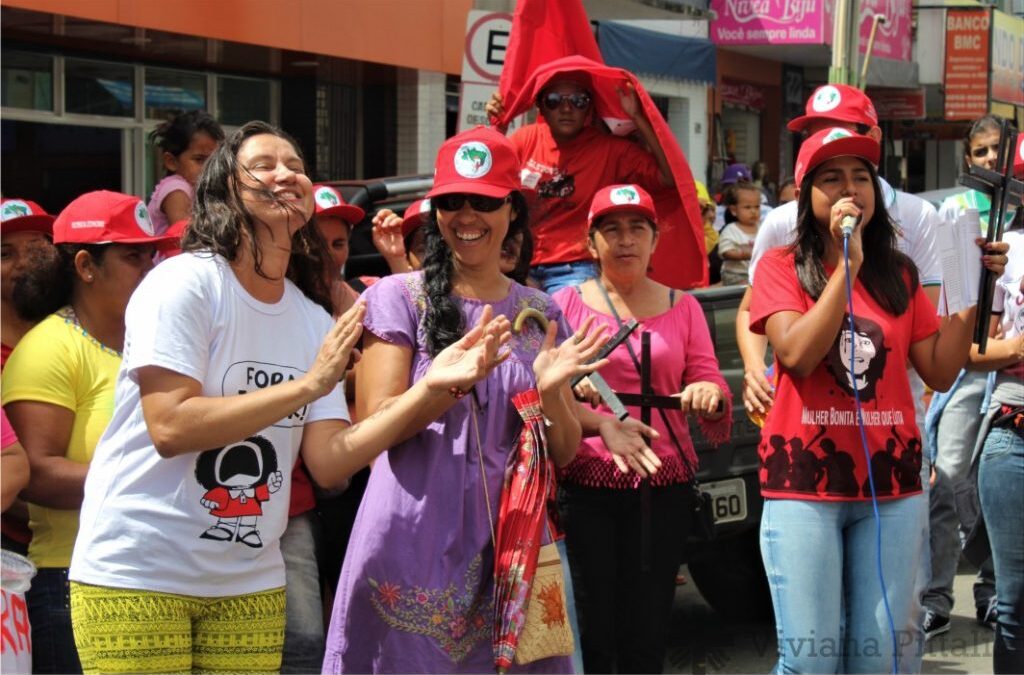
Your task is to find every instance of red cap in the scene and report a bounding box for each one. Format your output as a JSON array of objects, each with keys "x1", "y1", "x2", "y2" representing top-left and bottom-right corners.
[
  {"x1": 587, "y1": 184, "x2": 658, "y2": 228},
  {"x1": 427, "y1": 126, "x2": 520, "y2": 199},
  {"x1": 1, "y1": 199, "x2": 54, "y2": 235},
  {"x1": 794, "y1": 128, "x2": 881, "y2": 186},
  {"x1": 401, "y1": 198, "x2": 431, "y2": 237},
  {"x1": 157, "y1": 219, "x2": 188, "y2": 257},
  {"x1": 53, "y1": 190, "x2": 178, "y2": 246},
  {"x1": 313, "y1": 185, "x2": 365, "y2": 224},
  {"x1": 787, "y1": 84, "x2": 879, "y2": 133}
]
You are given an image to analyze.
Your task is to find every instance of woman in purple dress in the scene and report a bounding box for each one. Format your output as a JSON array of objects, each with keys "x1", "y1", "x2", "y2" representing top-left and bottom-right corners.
[{"x1": 322, "y1": 126, "x2": 648, "y2": 673}]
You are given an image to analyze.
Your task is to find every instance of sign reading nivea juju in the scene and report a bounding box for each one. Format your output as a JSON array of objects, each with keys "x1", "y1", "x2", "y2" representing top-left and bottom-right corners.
[
  {"x1": 711, "y1": 0, "x2": 911, "y2": 62},
  {"x1": 710, "y1": 0, "x2": 828, "y2": 45}
]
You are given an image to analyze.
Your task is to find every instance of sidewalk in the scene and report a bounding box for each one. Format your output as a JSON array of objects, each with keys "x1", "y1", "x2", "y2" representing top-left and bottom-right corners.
[{"x1": 665, "y1": 559, "x2": 996, "y2": 673}]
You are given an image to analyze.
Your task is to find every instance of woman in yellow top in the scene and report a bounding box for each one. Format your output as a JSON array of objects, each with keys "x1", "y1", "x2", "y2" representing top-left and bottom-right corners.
[{"x1": 1, "y1": 191, "x2": 176, "y2": 675}]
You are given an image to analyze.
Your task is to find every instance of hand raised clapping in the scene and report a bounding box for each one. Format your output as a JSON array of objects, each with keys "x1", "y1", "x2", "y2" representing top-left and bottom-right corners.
[
  {"x1": 533, "y1": 315, "x2": 609, "y2": 395},
  {"x1": 306, "y1": 301, "x2": 365, "y2": 398},
  {"x1": 423, "y1": 305, "x2": 512, "y2": 394}
]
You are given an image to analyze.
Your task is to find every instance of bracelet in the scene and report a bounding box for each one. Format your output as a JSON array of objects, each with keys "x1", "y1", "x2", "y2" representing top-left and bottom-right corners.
[{"x1": 449, "y1": 386, "x2": 467, "y2": 400}]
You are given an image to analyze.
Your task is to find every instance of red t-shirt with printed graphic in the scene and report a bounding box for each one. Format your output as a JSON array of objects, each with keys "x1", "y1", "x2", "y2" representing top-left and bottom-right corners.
[
  {"x1": 749, "y1": 247, "x2": 940, "y2": 501},
  {"x1": 508, "y1": 123, "x2": 663, "y2": 266}
]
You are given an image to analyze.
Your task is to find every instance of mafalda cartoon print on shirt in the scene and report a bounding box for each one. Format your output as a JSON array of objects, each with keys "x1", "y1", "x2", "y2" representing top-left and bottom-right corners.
[
  {"x1": 824, "y1": 314, "x2": 889, "y2": 402},
  {"x1": 195, "y1": 435, "x2": 282, "y2": 548}
]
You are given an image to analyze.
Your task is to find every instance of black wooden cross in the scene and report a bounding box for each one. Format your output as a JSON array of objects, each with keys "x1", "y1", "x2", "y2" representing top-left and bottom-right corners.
[{"x1": 958, "y1": 119, "x2": 1023, "y2": 353}]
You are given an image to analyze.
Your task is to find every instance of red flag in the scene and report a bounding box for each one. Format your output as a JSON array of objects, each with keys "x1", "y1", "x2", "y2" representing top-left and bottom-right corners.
[
  {"x1": 494, "y1": 55, "x2": 709, "y2": 289},
  {"x1": 496, "y1": 0, "x2": 602, "y2": 116}
]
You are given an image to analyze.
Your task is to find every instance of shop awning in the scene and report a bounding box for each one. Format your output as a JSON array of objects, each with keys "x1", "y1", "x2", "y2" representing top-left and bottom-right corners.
[{"x1": 597, "y1": 21, "x2": 716, "y2": 85}]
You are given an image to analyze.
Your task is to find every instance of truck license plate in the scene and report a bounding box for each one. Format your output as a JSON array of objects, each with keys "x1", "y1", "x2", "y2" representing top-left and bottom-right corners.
[{"x1": 702, "y1": 478, "x2": 747, "y2": 524}]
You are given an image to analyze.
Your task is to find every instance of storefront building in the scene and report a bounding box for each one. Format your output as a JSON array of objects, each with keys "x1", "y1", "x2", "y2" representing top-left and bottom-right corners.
[
  {"x1": 908, "y1": 3, "x2": 1023, "y2": 193},
  {"x1": 1, "y1": 0, "x2": 472, "y2": 214},
  {"x1": 709, "y1": 0, "x2": 919, "y2": 194}
]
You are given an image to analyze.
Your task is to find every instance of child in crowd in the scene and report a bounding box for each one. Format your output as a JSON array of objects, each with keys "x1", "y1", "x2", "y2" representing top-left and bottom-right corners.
[
  {"x1": 718, "y1": 181, "x2": 761, "y2": 286},
  {"x1": 147, "y1": 110, "x2": 224, "y2": 233}
]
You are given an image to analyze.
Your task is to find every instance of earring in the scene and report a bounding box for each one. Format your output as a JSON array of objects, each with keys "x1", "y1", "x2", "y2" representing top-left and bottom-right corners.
[{"x1": 85, "y1": 275, "x2": 94, "y2": 282}]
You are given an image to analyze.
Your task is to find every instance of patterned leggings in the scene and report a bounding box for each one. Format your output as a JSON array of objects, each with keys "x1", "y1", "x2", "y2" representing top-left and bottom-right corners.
[{"x1": 70, "y1": 582, "x2": 286, "y2": 674}]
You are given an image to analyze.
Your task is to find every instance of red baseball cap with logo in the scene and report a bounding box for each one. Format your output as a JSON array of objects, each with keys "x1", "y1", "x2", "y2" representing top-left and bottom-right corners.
[
  {"x1": 1, "y1": 198, "x2": 54, "y2": 235},
  {"x1": 787, "y1": 84, "x2": 879, "y2": 133},
  {"x1": 401, "y1": 198, "x2": 431, "y2": 237},
  {"x1": 53, "y1": 190, "x2": 179, "y2": 246},
  {"x1": 794, "y1": 128, "x2": 881, "y2": 186},
  {"x1": 156, "y1": 219, "x2": 189, "y2": 258},
  {"x1": 427, "y1": 126, "x2": 520, "y2": 199},
  {"x1": 587, "y1": 184, "x2": 659, "y2": 228},
  {"x1": 313, "y1": 185, "x2": 365, "y2": 225}
]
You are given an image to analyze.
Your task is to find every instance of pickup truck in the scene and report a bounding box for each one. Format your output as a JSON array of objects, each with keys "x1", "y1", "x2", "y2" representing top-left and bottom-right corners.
[{"x1": 331, "y1": 175, "x2": 772, "y2": 621}]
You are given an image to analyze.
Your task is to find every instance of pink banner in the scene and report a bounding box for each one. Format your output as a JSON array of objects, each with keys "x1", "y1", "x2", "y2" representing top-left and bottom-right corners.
[
  {"x1": 858, "y1": 0, "x2": 912, "y2": 62},
  {"x1": 710, "y1": 0, "x2": 828, "y2": 45}
]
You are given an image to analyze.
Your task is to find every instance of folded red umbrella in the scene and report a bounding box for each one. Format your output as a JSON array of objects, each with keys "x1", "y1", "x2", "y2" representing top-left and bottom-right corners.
[{"x1": 492, "y1": 388, "x2": 557, "y2": 673}]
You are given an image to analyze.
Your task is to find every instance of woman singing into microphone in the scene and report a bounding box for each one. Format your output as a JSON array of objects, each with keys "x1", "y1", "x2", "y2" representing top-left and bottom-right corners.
[{"x1": 748, "y1": 128, "x2": 1008, "y2": 674}]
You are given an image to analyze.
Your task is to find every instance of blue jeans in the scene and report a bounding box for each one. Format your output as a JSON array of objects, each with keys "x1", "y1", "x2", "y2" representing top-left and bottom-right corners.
[
  {"x1": 280, "y1": 512, "x2": 325, "y2": 674},
  {"x1": 978, "y1": 426, "x2": 1024, "y2": 674},
  {"x1": 926, "y1": 371, "x2": 995, "y2": 618},
  {"x1": 26, "y1": 567, "x2": 82, "y2": 674},
  {"x1": 761, "y1": 495, "x2": 927, "y2": 674},
  {"x1": 529, "y1": 261, "x2": 597, "y2": 294}
]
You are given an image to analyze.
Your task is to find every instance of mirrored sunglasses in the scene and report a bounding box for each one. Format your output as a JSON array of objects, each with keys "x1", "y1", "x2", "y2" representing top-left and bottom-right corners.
[
  {"x1": 539, "y1": 92, "x2": 592, "y2": 111},
  {"x1": 433, "y1": 193, "x2": 510, "y2": 213}
]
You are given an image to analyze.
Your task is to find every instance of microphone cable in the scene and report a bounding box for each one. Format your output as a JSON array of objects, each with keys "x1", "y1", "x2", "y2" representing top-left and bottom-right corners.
[{"x1": 843, "y1": 230, "x2": 899, "y2": 675}]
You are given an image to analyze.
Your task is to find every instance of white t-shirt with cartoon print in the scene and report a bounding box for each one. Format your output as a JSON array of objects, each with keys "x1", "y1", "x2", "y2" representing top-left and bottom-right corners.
[{"x1": 70, "y1": 252, "x2": 348, "y2": 598}]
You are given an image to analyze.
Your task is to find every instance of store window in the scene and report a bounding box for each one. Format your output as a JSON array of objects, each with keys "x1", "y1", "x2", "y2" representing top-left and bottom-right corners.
[
  {"x1": 66, "y1": 58, "x2": 134, "y2": 117},
  {"x1": 145, "y1": 68, "x2": 207, "y2": 120},
  {"x1": 2, "y1": 51, "x2": 53, "y2": 112},
  {"x1": 217, "y1": 76, "x2": 271, "y2": 126}
]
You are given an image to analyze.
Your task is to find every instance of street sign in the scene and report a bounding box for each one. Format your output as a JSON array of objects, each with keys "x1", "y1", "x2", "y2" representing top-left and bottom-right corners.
[
  {"x1": 458, "y1": 10, "x2": 524, "y2": 134},
  {"x1": 943, "y1": 9, "x2": 991, "y2": 120}
]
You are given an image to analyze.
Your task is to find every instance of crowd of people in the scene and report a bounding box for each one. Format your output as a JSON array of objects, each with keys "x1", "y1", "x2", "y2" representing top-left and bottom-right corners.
[{"x1": 0, "y1": 59, "x2": 1020, "y2": 675}]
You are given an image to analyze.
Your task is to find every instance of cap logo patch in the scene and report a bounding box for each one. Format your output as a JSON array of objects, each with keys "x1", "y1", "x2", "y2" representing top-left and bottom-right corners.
[
  {"x1": 823, "y1": 128, "x2": 854, "y2": 144},
  {"x1": 1, "y1": 200, "x2": 31, "y2": 221},
  {"x1": 609, "y1": 186, "x2": 641, "y2": 205},
  {"x1": 454, "y1": 142, "x2": 492, "y2": 179},
  {"x1": 811, "y1": 85, "x2": 842, "y2": 113},
  {"x1": 315, "y1": 187, "x2": 341, "y2": 210},
  {"x1": 134, "y1": 200, "x2": 155, "y2": 235}
]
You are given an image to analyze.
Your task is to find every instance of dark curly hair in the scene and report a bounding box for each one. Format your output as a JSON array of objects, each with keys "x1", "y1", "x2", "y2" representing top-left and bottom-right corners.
[
  {"x1": 149, "y1": 110, "x2": 224, "y2": 169},
  {"x1": 422, "y1": 191, "x2": 530, "y2": 357},
  {"x1": 790, "y1": 158, "x2": 917, "y2": 316},
  {"x1": 182, "y1": 121, "x2": 332, "y2": 314}
]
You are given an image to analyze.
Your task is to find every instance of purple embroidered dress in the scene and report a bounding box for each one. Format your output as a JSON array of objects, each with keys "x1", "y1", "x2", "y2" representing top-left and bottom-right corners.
[{"x1": 323, "y1": 273, "x2": 572, "y2": 674}]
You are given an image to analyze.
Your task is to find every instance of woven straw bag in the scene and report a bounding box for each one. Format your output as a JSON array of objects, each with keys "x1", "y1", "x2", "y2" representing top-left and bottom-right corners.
[{"x1": 513, "y1": 541, "x2": 575, "y2": 665}]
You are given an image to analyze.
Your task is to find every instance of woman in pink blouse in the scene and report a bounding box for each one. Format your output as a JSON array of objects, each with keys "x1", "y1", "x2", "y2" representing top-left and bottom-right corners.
[{"x1": 551, "y1": 183, "x2": 731, "y2": 674}]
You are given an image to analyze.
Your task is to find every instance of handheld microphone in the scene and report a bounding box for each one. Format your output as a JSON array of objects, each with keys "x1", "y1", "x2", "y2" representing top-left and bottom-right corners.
[{"x1": 840, "y1": 214, "x2": 857, "y2": 238}]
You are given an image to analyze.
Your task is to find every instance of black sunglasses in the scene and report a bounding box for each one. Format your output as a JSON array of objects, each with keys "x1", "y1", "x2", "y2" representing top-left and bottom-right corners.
[
  {"x1": 539, "y1": 92, "x2": 592, "y2": 111},
  {"x1": 433, "y1": 193, "x2": 510, "y2": 213}
]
